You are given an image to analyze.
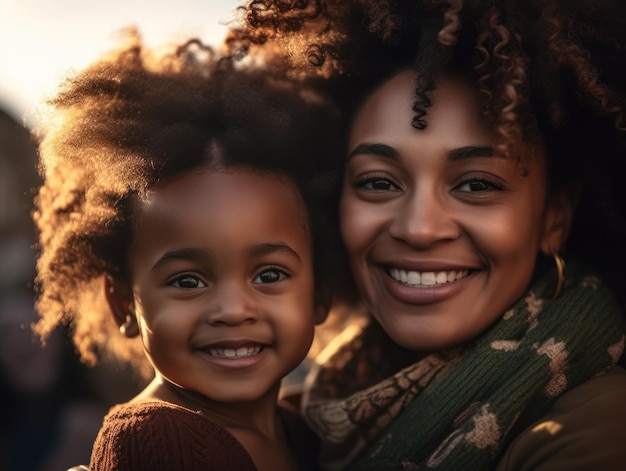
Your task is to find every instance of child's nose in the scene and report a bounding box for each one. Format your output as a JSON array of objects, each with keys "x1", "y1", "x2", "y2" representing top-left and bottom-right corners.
[{"x1": 205, "y1": 282, "x2": 258, "y2": 326}]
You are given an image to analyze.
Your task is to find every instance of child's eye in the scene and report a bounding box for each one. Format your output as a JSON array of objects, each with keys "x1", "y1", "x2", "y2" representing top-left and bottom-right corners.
[
  {"x1": 454, "y1": 177, "x2": 504, "y2": 193},
  {"x1": 169, "y1": 274, "x2": 207, "y2": 289},
  {"x1": 355, "y1": 176, "x2": 400, "y2": 191},
  {"x1": 253, "y1": 269, "x2": 288, "y2": 284}
]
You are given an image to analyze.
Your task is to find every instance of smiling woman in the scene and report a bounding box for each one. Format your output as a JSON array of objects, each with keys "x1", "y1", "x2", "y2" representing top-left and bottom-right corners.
[
  {"x1": 32, "y1": 30, "x2": 343, "y2": 470},
  {"x1": 341, "y1": 72, "x2": 558, "y2": 352},
  {"x1": 228, "y1": 0, "x2": 626, "y2": 469}
]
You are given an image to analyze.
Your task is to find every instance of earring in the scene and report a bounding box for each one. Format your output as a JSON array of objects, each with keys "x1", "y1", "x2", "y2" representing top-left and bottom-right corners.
[
  {"x1": 119, "y1": 315, "x2": 134, "y2": 336},
  {"x1": 551, "y1": 253, "x2": 566, "y2": 300}
]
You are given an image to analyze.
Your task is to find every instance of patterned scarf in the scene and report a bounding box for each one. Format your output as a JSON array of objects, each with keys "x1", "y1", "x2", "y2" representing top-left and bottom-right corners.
[{"x1": 302, "y1": 261, "x2": 626, "y2": 470}]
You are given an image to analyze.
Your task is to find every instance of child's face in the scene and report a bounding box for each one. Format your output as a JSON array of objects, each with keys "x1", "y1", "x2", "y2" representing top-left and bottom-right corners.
[
  {"x1": 340, "y1": 71, "x2": 571, "y2": 352},
  {"x1": 125, "y1": 168, "x2": 316, "y2": 404}
]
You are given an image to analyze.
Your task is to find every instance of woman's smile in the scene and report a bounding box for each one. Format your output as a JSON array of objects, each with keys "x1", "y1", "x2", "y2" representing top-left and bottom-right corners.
[
  {"x1": 374, "y1": 261, "x2": 476, "y2": 306},
  {"x1": 387, "y1": 267, "x2": 470, "y2": 287}
]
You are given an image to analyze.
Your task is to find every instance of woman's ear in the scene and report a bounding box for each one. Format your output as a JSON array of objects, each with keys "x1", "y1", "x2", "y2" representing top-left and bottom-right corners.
[
  {"x1": 104, "y1": 275, "x2": 139, "y2": 338},
  {"x1": 540, "y1": 185, "x2": 579, "y2": 255}
]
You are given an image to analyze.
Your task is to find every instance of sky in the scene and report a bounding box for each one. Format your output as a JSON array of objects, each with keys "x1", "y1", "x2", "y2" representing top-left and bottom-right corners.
[{"x1": 0, "y1": 0, "x2": 240, "y2": 127}]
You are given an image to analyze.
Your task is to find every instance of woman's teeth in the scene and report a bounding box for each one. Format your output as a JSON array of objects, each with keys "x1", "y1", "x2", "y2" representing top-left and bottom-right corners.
[
  {"x1": 388, "y1": 268, "x2": 469, "y2": 286},
  {"x1": 208, "y1": 346, "x2": 262, "y2": 358}
]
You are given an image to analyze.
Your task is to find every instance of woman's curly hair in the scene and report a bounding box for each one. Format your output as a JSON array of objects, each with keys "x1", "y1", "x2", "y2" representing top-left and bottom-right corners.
[
  {"x1": 226, "y1": 0, "x2": 626, "y2": 308},
  {"x1": 33, "y1": 29, "x2": 343, "y2": 378}
]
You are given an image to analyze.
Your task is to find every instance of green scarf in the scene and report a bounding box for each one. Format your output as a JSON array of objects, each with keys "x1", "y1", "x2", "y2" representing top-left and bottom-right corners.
[{"x1": 302, "y1": 261, "x2": 626, "y2": 470}]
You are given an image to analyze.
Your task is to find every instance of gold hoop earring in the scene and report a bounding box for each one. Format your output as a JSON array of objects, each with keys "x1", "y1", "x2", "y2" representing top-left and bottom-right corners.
[{"x1": 551, "y1": 253, "x2": 566, "y2": 300}]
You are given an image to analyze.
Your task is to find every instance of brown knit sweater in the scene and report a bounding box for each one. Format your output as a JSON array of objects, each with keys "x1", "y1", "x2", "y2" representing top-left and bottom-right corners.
[{"x1": 90, "y1": 401, "x2": 319, "y2": 470}]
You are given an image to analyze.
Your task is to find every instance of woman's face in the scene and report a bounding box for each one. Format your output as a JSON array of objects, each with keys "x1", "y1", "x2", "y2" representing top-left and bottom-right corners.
[{"x1": 340, "y1": 71, "x2": 567, "y2": 352}]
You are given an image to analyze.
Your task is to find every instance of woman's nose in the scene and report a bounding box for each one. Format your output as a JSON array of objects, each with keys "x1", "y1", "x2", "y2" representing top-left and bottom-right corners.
[
  {"x1": 205, "y1": 282, "x2": 258, "y2": 326},
  {"x1": 388, "y1": 187, "x2": 460, "y2": 248}
]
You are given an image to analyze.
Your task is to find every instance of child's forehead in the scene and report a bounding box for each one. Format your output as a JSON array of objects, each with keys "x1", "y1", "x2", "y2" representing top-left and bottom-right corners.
[
  {"x1": 127, "y1": 167, "x2": 313, "y2": 265},
  {"x1": 134, "y1": 167, "x2": 309, "y2": 228},
  {"x1": 143, "y1": 166, "x2": 299, "y2": 201}
]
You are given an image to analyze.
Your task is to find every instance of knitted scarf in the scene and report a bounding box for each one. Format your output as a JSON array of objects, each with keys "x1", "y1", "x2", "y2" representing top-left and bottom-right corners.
[{"x1": 302, "y1": 262, "x2": 626, "y2": 470}]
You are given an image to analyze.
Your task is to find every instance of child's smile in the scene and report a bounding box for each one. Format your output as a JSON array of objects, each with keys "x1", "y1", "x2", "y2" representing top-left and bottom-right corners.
[
  {"x1": 195, "y1": 338, "x2": 270, "y2": 368},
  {"x1": 125, "y1": 167, "x2": 317, "y2": 406}
]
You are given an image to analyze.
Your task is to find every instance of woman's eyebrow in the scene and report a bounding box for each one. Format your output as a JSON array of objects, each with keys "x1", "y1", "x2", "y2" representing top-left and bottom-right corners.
[
  {"x1": 348, "y1": 143, "x2": 399, "y2": 161},
  {"x1": 348, "y1": 143, "x2": 496, "y2": 162},
  {"x1": 447, "y1": 146, "x2": 495, "y2": 161}
]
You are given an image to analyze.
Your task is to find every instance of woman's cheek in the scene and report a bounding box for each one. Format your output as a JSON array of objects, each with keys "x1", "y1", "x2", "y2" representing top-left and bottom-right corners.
[{"x1": 340, "y1": 197, "x2": 369, "y2": 255}]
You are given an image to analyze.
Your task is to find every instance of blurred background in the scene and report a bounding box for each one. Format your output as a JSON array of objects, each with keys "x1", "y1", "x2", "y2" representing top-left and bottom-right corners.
[{"x1": 0, "y1": 1, "x2": 239, "y2": 469}]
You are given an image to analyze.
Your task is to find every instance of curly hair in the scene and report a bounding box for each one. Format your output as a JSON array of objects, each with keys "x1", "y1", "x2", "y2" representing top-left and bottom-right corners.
[
  {"x1": 33, "y1": 29, "x2": 343, "y2": 378},
  {"x1": 226, "y1": 0, "x2": 626, "y2": 309}
]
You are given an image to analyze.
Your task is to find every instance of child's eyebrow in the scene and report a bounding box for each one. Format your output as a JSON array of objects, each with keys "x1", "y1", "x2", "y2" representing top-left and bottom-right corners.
[
  {"x1": 247, "y1": 243, "x2": 301, "y2": 261},
  {"x1": 150, "y1": 243, "x2": 301, "y2": 272},
  {"x1": 151, "y1": 248, "x2": 209, "y2": 271}
]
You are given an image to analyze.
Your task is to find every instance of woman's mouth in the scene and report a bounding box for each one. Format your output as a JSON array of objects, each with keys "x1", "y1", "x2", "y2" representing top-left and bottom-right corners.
[{"x1": 387, "y1": 267, "x2": 470, "y2": 287}]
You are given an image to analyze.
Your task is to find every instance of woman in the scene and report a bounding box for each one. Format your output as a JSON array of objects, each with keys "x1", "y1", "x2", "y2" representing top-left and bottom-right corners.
[{"x1": 227, "y1": 1, "x2": 626, "y2": 469}]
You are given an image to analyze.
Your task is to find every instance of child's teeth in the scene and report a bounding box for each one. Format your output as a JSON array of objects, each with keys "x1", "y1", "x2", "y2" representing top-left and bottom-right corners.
[{"x1": 208, "y1": 346, "x2": 262, "y2": 358}]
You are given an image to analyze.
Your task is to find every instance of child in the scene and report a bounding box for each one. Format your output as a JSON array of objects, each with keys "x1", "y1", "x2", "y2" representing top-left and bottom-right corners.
[{"x1": 33, "y1": 30, "x2": 342, "y2": 471}]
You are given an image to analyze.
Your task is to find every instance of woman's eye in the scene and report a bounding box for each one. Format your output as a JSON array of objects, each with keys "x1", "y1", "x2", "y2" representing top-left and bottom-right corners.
[
  {"x1": 253, "y1": 269, "x2": 288, "y2": 284},
  {"x1": 455, "y1": 178, "x2": 503, "y2": 193},
  {"x1": 356, "y1": 177, "x2": 399, "y2": 191},
  {"x1": 170, "y1": 275, "x2": 206, "y2": 289}
]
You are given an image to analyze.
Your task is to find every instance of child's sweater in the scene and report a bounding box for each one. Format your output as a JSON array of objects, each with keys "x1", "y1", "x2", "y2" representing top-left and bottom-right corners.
[{"x1": 90, "y1": 400, "x2": 319, "y2": 470}]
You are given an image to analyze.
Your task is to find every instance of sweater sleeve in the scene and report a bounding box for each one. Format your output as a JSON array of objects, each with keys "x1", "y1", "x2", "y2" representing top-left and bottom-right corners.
[
  {"x1": 90, "y1": 402, "x2": 257, "y2": 471},
  {"x1": 495, "y1": 367, "x2": 626, "y2": 471}
]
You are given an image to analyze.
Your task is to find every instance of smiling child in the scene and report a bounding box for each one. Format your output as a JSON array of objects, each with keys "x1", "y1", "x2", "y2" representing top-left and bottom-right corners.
[{"x1": 32, "y1": 30, "x2": 341, "y2": 471}]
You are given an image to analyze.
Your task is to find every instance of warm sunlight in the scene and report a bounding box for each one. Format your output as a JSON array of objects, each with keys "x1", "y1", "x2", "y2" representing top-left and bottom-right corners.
[{"x1": 0, "y1": 0, "x2": 239, "y2": 127}]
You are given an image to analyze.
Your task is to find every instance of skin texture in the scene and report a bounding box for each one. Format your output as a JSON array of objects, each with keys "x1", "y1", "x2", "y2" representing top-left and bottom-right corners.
[
  {"x1": 107, "y1": 167, "x2": 318, "y2": 426},
  {"x1": 340, "y1": 71, "x2": 573, "y2": 352}
]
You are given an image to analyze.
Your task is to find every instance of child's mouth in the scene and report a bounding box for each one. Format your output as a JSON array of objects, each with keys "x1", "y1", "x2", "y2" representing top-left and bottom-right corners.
[{"x1": 206, "y1": 345, "x2": 264, "y2": 358}]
